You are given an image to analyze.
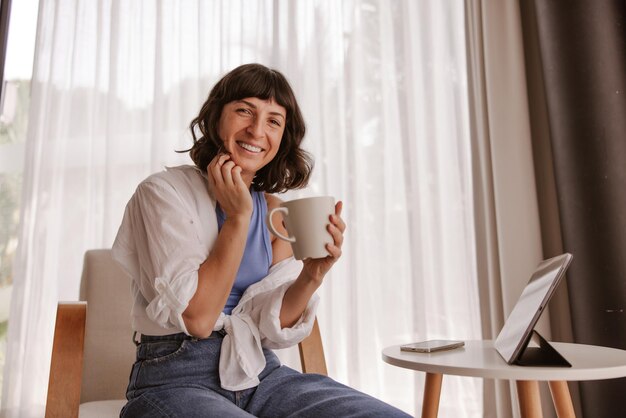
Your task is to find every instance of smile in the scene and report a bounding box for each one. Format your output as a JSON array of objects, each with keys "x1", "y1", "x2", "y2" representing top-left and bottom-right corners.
[{"x1": 237, "y1": 141, "x2": 263, "y2": 153}]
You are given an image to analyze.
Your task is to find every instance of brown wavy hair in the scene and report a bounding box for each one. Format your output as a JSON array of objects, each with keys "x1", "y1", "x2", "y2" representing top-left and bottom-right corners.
[{"x1": 185, "y1": 63, "x2": 313, "y2": 193}]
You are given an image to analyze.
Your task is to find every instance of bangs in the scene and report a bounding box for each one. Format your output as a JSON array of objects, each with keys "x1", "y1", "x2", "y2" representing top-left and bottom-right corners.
[{"x1": 219, "y1": 67, "x2": 294, "y2": 112}]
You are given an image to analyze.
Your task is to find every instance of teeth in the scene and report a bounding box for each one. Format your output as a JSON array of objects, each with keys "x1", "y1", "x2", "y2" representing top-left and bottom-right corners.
[{"x1": 237, "y1": 142, "x2": 262, "y2": 153}]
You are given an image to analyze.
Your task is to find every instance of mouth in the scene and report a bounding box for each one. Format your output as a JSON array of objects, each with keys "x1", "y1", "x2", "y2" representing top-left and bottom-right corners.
[{"x1": 236, "y1": 141, "x2": 264, "y2": 153}]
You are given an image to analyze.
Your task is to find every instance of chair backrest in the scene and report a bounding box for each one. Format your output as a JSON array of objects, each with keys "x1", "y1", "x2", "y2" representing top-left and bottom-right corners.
[{"x1": 79, "y1": 249, "x2": 135, "y2": 403}]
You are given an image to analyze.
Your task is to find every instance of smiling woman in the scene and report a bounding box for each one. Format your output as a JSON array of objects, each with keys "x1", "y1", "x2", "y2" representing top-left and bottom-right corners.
[{"x1": 110, "y1": 63, "x2": 410, "y2": 417}]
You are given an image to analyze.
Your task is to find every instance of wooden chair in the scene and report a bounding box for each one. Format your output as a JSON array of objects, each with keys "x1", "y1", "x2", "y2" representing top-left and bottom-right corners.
[{"x1": 45, "y1": 249, "x2": 327, "y2": 418}]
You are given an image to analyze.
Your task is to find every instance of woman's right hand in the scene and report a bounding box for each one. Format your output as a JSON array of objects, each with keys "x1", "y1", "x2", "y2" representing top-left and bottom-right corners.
[
  {"x1": 207, "y1": 153, "x2": 253, "y2": 221},
  {"x1": 184, "y1": 153, "x2": 252, "y2": 338}
]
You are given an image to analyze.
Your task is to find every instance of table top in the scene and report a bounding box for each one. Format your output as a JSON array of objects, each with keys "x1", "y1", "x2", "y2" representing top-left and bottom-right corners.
[{"x1": 382, "y1": 340, "x2": 626, "y2": 381}]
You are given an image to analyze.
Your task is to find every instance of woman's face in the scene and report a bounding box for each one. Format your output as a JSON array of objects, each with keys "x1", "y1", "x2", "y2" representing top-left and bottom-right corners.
[{"x1": 217, "y1": 97, "x2": 286, "y2": 180}]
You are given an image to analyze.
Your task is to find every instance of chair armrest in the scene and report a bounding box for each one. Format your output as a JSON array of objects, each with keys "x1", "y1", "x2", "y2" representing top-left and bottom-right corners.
[
  {"x1": 298, "y1": 317, "x2": 327, "y2": 375},
  {"x1": 45, "y1": 302, "x2": 87, "y2": 418}
]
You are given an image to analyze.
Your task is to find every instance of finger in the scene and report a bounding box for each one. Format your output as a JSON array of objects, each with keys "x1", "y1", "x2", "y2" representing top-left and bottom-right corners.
[
  {"x1": 331, "y1": 201, "x2": 346, "y2": 231},
  {"x1": 209, "y1": 154, "x2": 230, "y2": 177},
  {"x1": 206, "y1": 166, "x2": 217, "y2": 189},
  {"x1": 335, "y1": 201, "x2": 343, "y2": 216},
  {"x1": 231, "y1": 165, "x2": 247, "y2": 189},
  {"x1": 325, "y1": 242, "x2": 342, "y2": 259},
  {"x1": 210, "y1": 153, "x2": 229, "y2": 169},
  {"x1": 330, "y1": 214, "x2": 346, "y2": 233},
  {"x1": 218, "y1": 153, "x2": 231, "y2": 164},
  {"x1": 327, "y1": 223, "x2": 344, "y2": 247},
  {"x1": 207, "y1": 156, "x2": 219, "y2": 178},
  {"x1": 220, "y1": 160, "x2": 236, "y2": 187},
  {"x1": 209, "y1": 158, "x2": 225, "y2": 187}
]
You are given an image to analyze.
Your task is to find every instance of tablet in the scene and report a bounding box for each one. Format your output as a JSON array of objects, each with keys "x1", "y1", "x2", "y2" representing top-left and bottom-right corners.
[{"x1": 494, "y1": 253, "x2": 573, "y2": 364}]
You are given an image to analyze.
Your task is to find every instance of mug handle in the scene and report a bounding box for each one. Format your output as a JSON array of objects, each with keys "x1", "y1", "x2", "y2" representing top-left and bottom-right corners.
[{"x1": 267, "y1": 207, "x2": 296, "y2": 243}]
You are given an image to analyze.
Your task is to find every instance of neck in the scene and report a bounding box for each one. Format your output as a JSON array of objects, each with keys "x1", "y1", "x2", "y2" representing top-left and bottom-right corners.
[{"x1": 242, "y1": 172, "x2": 255, "y2": 190}]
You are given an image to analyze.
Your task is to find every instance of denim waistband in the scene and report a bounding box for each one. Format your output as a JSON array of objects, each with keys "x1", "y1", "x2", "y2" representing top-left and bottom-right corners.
[{"x1": 134, "y1": 329, "x2": 226, "y2": 345}]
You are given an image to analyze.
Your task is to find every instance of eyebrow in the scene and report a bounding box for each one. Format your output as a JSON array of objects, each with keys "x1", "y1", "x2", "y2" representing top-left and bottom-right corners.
[{"x1": 237, "y1": 100, "x2": 286, "y2": 121}]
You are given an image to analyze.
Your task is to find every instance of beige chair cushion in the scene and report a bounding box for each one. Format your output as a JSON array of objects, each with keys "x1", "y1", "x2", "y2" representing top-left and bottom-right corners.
[
  {"x1": 79, "y1": 399, "x2": 126, "y2": 417},
  {"x1": 79, "y1": 249, "x2": 135, "y2": 404}
]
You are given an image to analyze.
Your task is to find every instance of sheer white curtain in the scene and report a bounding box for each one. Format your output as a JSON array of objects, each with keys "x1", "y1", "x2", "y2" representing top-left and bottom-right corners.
[{"x1": 1, "y1": 1, "x2": 481, "y2": 417}]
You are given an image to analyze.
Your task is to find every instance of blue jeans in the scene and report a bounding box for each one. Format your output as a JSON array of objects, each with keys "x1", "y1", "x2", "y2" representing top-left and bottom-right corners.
[{"x1": 121, "y1": 332, "x2": 411, "y2": 418}]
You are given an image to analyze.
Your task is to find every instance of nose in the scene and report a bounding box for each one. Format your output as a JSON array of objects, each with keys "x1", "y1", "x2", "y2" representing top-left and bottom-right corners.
[{"x1": 246, "y1": 117, "x2": 264, "y2": 138}]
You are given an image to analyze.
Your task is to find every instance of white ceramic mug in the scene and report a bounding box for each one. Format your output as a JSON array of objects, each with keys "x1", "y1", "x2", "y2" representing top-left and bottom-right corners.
[{"x1": 266, "y1": 196, "x2": 335, "y2": 260}]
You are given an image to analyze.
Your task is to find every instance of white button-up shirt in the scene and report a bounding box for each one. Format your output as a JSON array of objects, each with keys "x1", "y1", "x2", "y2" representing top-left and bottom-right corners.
[{"x1": 112, "y1": 165, "x2": 319, "y2": 390}]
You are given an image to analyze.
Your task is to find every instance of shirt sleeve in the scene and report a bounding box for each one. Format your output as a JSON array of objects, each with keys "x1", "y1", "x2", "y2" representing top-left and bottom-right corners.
[
  {"x1": 256, "y1": 281, "x2": 320, "y2": 349},
  {"x1": 112, "y1": 179, "x2": 208, "y2": 334},
  {"x1": 231, "y1": 258, "x2": 320, "y2": 349}
]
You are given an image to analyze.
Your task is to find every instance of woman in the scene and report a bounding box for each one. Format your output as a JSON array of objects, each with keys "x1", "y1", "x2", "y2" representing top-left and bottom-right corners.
[{"x1": 112, "y1": 63, "x2": 410, "y2": 417}]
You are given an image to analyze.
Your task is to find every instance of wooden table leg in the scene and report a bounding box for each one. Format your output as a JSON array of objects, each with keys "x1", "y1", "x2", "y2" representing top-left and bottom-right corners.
[
  {"x1": 548, "y1": 381, "x2": 575, "y2": 418},
  {"x1": 421, "y1": 372, "x2": 443, "y2": 418},
  {"x1": 516, "y1": 380, "x2": 543, "y2": 418}
]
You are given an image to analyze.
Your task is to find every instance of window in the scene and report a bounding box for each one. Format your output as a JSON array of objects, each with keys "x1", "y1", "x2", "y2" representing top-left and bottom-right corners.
[
  {"x1": 0, "y1": 0, "x2": 39, "y2": 399},
  {"x1": 0, "y1": 3, "x2": 481, "y2": 415}
]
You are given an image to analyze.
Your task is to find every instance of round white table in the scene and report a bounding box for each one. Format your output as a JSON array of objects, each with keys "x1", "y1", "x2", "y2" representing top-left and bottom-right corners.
[{"x1": 382, "y1": 340, "x2": 626, "y2": 418}]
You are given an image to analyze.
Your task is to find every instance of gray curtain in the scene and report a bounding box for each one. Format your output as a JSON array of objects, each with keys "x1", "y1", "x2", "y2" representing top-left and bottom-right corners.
[{"x1": 524, "y1": 1, "x2": 626, "y2": 417}]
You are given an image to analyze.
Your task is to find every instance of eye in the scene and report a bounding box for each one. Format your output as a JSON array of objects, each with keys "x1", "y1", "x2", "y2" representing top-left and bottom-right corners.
[
  {"x1": 269, "y1": 119, "x2": 282, "y2": 127},
  {"x1": 236, "y1": 108, "x2": 252, "y2": 115}
]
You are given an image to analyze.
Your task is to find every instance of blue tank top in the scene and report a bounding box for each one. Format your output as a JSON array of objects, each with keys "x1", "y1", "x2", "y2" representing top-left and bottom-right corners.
[{"x1": 217, "y1": 191, "x2": 272, "y2": 314}]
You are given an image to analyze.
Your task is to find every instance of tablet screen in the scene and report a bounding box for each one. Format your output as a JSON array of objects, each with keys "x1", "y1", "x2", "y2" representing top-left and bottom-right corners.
[{"x1": 494, "y1": 253, "x2": 573, "y2": 364}]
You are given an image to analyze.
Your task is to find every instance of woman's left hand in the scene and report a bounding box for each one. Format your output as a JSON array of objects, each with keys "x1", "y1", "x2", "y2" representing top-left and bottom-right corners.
[
  {"x1": 301, "y1": 201, "x2": 346, "y2": 282},
  {"x1": 280, "y1": 201, "x2": 346, "y2": 328}
]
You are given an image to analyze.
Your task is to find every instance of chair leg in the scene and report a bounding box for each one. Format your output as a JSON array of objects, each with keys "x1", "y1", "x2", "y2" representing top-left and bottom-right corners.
[
  {"x1": 45, "y1": 302, "x2": 87, "y2": 418},
  {"x1": 421, "y1": 372, "x2": 443, "y2": 418}
]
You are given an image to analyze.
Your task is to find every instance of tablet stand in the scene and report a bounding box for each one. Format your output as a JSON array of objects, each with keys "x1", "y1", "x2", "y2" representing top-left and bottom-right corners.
[{"x1": 514, "y1": 330, "x2": 571, "y2": 367}]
